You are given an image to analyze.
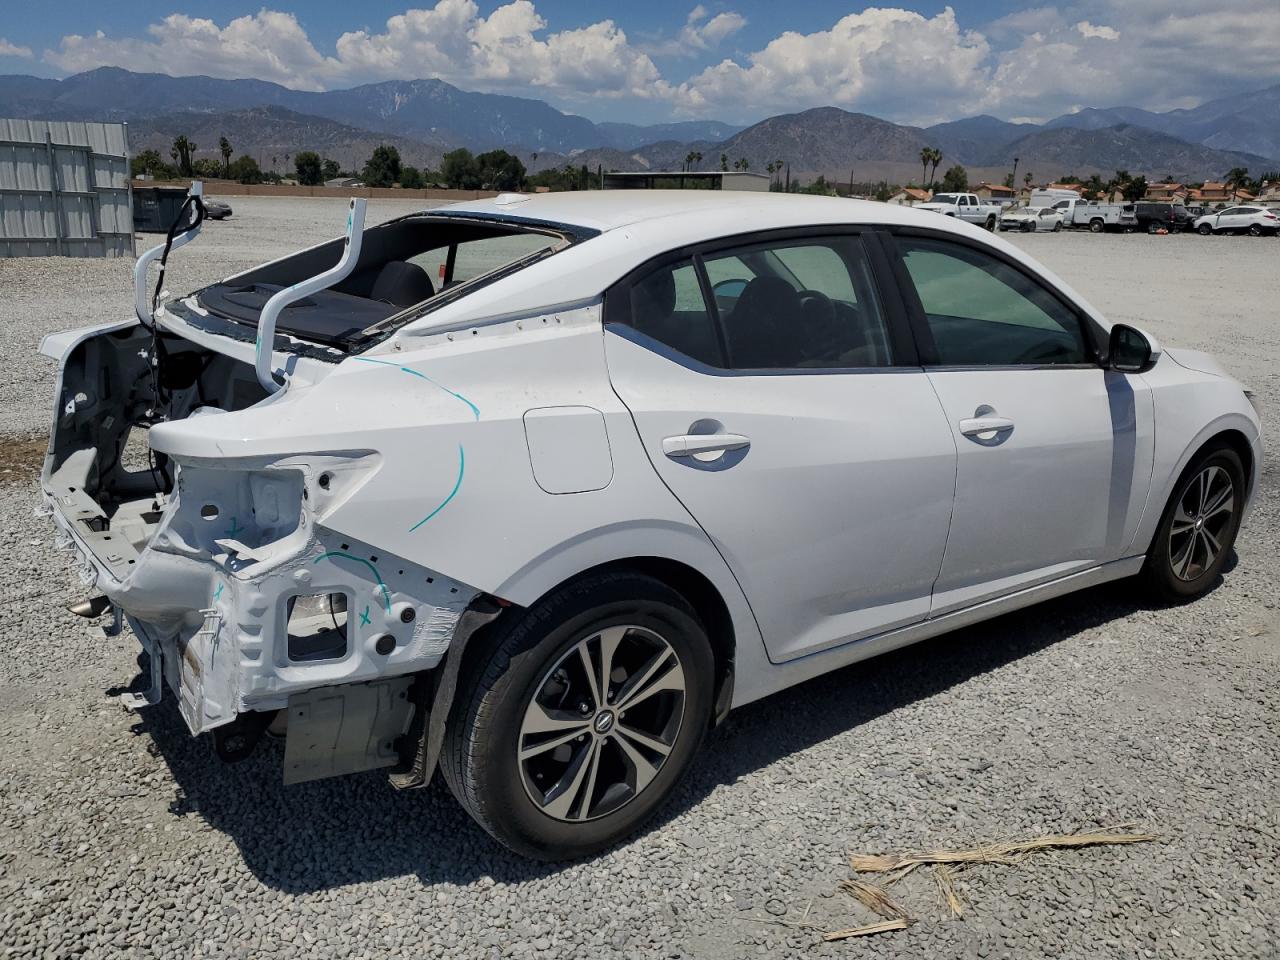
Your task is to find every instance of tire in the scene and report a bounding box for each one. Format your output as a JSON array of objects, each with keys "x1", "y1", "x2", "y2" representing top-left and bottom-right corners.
[
  {"x1": 1053, "y1": 221, "x2": 1063, "y2": 232},
  {"x1": 985, "y1": 215, "x2": 997, "y2": 231},
  {"x1": 1198, "y1": 223, "x2": 1212, "y2": 236},
  {"x1": 1249, "y1": 224, "x2": 1262, "y2": 237},
  {"x1": 1021, "y1": 221, "x2": 1035, "y2": 233},
  {"x1": 1141, "y1": 444, "x2": 1245, "y2": 602},
  {"x1": 1089, "y1": 219, "x2": 1104, "y2": 233},
  {"x1": 1148, "y1": 222, "x2": 1160, "y2": 234},
  {"x1": 441, "y1": 571, "x2": 715, "y2": 860}
]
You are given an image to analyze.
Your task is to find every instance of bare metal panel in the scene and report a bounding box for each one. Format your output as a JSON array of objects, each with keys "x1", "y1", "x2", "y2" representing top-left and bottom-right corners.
[{"x1": 0, "y1": 118, "x2": 133, "y2": 257}]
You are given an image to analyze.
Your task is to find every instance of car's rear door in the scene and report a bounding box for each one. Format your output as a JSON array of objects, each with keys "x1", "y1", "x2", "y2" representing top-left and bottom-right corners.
[
  {"x1": 883, "y1": 231, "x2": 1155, "y2": 615},
  {"x1": 604, "y1": 230, "x2": 957, "y2": 663}
]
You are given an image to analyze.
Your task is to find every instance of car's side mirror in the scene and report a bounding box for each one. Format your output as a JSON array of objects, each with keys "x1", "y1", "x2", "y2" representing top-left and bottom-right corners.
[{"x1": 1108, "y1": 323, "x2": 1160, "y2": 373}]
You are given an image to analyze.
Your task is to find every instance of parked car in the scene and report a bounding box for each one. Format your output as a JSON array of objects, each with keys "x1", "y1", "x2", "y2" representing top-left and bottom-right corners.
[
  {"x1": 1070, "y1": 202, "x2": 1138, "y2": 233},
  {"x1": 1193, "y1": 205, "x2": 1280, "y2": 236},
  {"x1": 999, "y1": 206, "x2": 1065, "y2": 232},
  {"x1": 1133, "y1": 202, "x2": 1192, "y2": 233},
  {"x1": 203, "y1": 198, "x2": 233, "y2": 220},
  {"x1": 41, "y1": 190, "x2": 1262, "y2": 859},
  {"x1": 914, "y1": 192, "x2": 1001, "y2": 230}
]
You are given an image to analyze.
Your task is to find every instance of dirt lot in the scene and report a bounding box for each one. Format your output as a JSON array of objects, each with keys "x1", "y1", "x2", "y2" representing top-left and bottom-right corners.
[{"x1": 0, "y1": 199, "x2": 1276, "y2": 959}]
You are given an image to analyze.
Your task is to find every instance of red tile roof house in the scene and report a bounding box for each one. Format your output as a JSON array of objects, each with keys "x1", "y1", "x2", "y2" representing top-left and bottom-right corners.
[
  {"x1": 887, "y1": 187, "x2": 932, "y2": 205},
  {"x1": 1198, "y1": 182, "x2": 1255, "y2": 206},
  {"x1": 1143, "y1": 182, "x2": 1188, "y2": 203},
  {"x1": 975, "y1": 182, "x2": 1018, "y2": 204}
]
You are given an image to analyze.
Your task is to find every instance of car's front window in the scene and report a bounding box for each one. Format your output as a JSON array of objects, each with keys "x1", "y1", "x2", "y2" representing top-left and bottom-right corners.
[{"x1": 896, "y1": 237, "x2": 1089, "y2": 367}]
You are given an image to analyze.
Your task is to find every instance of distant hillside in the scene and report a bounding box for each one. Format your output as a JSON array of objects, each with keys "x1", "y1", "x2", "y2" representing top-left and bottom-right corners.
[
  {"x1": 990, "y1": 124, "x2": 1271, "y2": 179},
  {"x1": 595, "y1": 120, "x2": 740, "y2": 150},
  {"x1": 923, "y1": 115, "x2": 1040, "y2": 162},
  {"x1": 127, "y1": 106, "x2": 445, "y2": 173}
]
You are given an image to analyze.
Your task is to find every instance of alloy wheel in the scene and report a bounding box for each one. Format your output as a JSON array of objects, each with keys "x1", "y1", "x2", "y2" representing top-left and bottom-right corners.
[
  {"x1": 518, "y1": 624, "x2": 686, "y2": 822},
  {"x1": 1168, "y1": 464, "x2": 1235, "y2": 581}
]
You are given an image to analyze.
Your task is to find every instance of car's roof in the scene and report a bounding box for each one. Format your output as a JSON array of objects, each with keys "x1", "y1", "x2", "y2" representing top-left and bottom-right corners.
[{"x1": 436, "y1": 190, "x2": 954, "y2": 235}]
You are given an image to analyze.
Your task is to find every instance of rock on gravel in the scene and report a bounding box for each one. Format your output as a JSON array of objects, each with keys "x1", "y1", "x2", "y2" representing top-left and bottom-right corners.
[{"x1": 1, "y1": 204, "x2": 1277, "y2": 959}]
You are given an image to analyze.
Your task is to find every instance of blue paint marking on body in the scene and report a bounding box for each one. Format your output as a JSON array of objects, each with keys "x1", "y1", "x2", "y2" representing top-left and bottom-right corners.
[
  {"x1": 349, "y1": 355, "x2": 480, "y2": 420},
  {"x1": 225, "y1": 516, "x2": 242, "y2": 538},
  {"x1": 360, "y1": 606, "x2": 372, "y2": 627},
  {"x1": 410, "y1": 445, "x2": 466, "y2": 532},
  {"x1": 313, "y1": 551, "x2": 392, "y2": 612},
  {"x1": 212, "y1": 582, "x2": 224, "y2": 602}
]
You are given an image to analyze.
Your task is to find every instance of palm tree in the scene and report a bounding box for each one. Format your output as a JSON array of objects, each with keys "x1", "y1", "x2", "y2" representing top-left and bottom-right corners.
[
  {"x1": 719, "y1": 153, "x2": 728, "y2": 172},
  {"x1": 929, "y1": 148, "x2": 943, "y2": 189},
  {"x1": 920, "y1": 147, "x2": 931, "y2": 189},
  {"x1": 270, "y1": 155, "x2": 278, "y2": 172},
  {"x1": 1225, "y1": 166, "x2": 1250, "y2": 200},
  {"x1": 219, "y1": 136, "x2": 232, "y2": 178},
  {"x1": 684, "y1": 151, "x2": 695, "y2": 172},
  {"x1": 169, "y1": 135, "x2": 196, "y2": 177},
  {"x1": 691, "y1": 151, "x2": 703, "y2": 170},
  {"x1": 766, "y1": 161, "x2": 776, "y2": 184}
]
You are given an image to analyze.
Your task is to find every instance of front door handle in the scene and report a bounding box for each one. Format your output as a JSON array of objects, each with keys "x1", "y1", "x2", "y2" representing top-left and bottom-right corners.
[
  {"x1": 958, "y1": 415, "x2": 1014, "y2": 437},
  {"x1": 662, "y1": 433, "x2": 751, "y2": 458}
]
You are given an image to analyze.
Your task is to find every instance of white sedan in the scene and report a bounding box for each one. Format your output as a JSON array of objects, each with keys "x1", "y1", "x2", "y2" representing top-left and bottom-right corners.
[
  {"x1": 41, "y1": 190, "x2": 1262, "y2": 859},
  {"x1": 1194, "y1": 205, "x2": 1280, "y2": 236},
  {"x1": 1000, "y1": 205, "x2": 1065, "y2": 232}
]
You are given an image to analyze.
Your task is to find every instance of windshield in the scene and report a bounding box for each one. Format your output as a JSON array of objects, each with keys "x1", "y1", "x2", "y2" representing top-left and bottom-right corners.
[{"x1": 932, "y1": 194, "x2": 961, "y2": 204}]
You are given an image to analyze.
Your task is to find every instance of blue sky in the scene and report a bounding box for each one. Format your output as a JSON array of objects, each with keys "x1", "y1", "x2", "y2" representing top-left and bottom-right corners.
[{"x1": 1, "y1": 2, "x2": 1274, "y2": 125}]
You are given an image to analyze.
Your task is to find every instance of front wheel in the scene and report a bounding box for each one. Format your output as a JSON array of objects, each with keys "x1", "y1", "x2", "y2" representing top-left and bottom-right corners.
[
  {"x1": 1142, "y1": 445, "x2": 1245, "y2": 601},
  {"x1": 441, "y1": 572, "x2": 714, "y2": 859},
  {"x1": 1198, "y1": 223, "x2": 1212, "y2": 236},
  {"x1": 1053, "y1": 221, "x2": 1063, "y2": 232}
]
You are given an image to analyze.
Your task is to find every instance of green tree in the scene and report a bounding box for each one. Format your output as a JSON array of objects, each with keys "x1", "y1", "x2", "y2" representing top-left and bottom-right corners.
[
  {"x1": 397, "y1": 166, "x2": 423, "y2": 189},
  {"x1": 719, "y1": 153, "x2": 728, "y2": 171},
  {"x1": 1123, "y1": 175, "x2": 1148, "y2": 202},
  {"x1": 440, "y1": 148, "x2": 482, "y2": 189},
  {"x1": 321, "y1": 158, "x2": 341, "y2": 182},
  {"x1": 191, "y1": 157, "x2": 222, "y2": 178},
  {"x1": 475, "y1": 149, "x2": 527, "y2": 190},
  {"x1": 130, "y1": 149, "x2": 173, "y2": 179},
  {"x1": 294, "y1": 151, "x2": 323, "y2": 186},
  {"x1": 227, "y1": 155, "x2": 262, "y2": 184},
  {"x1": 218, "y1": 137, "x2": 232, "y2": 178},
  {"x1": 169, "y1": 135, "x2": 196, "y2": 177},
  {"x1": 940, "y1": 164, "x2": 969, "y2": 192},
  {"x1": 1224, "y1": 166, "x2": 1250, "y2": 199},
  {"x1": 361, "y1": 145, "x2": 403, "y2": 187}
]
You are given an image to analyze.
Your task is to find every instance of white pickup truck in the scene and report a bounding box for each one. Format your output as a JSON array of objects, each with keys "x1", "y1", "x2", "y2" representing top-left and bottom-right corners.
[{"x1": 914, "y1": 192, "x2": 1001, "y2": 230}]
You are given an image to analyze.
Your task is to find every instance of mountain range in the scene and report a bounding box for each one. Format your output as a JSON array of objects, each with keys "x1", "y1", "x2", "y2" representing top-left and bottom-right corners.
[{"x1": 0, "y1": 67, "x2": 1275, "y2": 182}]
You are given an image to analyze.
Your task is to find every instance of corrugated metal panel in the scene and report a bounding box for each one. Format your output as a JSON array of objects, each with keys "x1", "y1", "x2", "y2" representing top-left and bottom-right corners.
[{"x1": 0, "y1": 118, "x2": 133, "y2": 257}]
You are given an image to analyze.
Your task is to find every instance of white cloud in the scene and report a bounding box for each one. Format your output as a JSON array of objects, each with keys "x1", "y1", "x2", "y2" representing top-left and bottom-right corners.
[
  {"x1": 672, "y1": 7, "x2": 990, "y2": 122},
  {"x1": 0, "y1": 37, "x2": 33, "y2": 58},
  {"x1": 643, "y1": 6, "x2": 747, "y2": 58},
  {"x1": 44, "y1": 1, "x2": 665, "y2": 100},
  {"x1": 1075, "y1": 21, "x2": 1120, "y2": 41},
  {"x1": 46, "y1": 12, "x2": 341, "y2": 90}
]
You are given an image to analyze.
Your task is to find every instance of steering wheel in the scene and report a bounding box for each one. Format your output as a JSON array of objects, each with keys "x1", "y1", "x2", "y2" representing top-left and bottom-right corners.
[{"x1": 796, "y1": 289, "x2": 843, "y2": 359}]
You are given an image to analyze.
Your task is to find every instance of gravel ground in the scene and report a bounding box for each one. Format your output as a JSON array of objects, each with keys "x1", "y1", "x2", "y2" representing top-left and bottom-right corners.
[{"x1": 1, "y1": 201, "x2": 1277, "y2": 959}]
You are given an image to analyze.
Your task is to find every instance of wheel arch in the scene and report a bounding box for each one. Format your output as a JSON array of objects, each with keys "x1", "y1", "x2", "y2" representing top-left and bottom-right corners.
[{"x1": 496, "y1": 556, "x2": 741, "y2": 726}]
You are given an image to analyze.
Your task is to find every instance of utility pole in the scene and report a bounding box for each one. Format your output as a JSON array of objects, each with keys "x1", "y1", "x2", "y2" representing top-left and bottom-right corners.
[
  {"x1": 1011, "y1": 156, "x2": 1019, "y2": 192},
  {"x1": 785, "y1": 162, "x2": 790, "y2": 192},
  {"x1": 849, "y1": 167, "x2": 855, "y2": 199}
]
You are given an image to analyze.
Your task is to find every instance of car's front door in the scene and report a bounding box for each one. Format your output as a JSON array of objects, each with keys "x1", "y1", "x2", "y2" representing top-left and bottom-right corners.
[
  {"x1": 886, "y1": 233, "x2": 1156, "y2": 615},
  {"x1": 604, "y1": 232, "x2": 957, "y2": 662}
]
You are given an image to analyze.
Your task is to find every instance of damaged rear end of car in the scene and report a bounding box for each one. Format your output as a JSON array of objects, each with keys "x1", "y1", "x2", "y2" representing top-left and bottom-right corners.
[{"x1": 39, "y1": 186, "x2": 580, "y2": 786}]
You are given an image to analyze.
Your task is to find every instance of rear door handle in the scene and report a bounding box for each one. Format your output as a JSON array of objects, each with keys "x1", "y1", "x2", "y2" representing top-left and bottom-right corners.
[
  {"x1": 958, "y1": 416, "x2": 1015, "y2": 437},
  {"x1": 662, "y1": 433, "x2": 751, "y2": 458}
]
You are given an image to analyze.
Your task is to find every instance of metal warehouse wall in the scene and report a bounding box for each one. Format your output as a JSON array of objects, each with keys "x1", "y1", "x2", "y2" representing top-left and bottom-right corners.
[{"x1": 0, "y1": 119, "x2": 133, "y2": 258}]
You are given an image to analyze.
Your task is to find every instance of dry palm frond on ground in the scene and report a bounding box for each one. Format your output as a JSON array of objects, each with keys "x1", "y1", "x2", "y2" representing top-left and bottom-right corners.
[{"x1": 813, "y1": 824, "x2": 1158, "y2": 941}]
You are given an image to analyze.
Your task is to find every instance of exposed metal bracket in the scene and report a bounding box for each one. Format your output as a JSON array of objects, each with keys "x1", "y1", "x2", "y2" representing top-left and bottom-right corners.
[{"x1": 119, "y1": 628, "x2": 163, "y2": 711}]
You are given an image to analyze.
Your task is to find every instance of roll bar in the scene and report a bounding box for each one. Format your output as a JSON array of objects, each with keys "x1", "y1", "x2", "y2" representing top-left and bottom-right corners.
[{"x1": 255, "y1": 198, "x2": 367, "y2": 394}]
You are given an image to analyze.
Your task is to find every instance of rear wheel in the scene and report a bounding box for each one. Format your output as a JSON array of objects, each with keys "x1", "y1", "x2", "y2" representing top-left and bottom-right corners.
[
  {"x1": 985, "y1": 215, "x2": 997, "y2": 231},
  {"x1": 1148, "y1": 222, "x2": 1160, "y2": 234},
  {"x1": 441, "y1": 572, "x2": 714, "y2": 859},
  {"x1": 1090, "y1": 219, "x2": 1104, "y2": 233},
  {"x1": 1249, "y1": 223, "x2": 1263, "y2": 237},
  {"x1": 1142, "y1": 445, "x2": 1245, "y2": 601}
]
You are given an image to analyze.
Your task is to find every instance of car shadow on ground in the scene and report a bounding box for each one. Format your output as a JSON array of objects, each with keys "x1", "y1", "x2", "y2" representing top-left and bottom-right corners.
[{"x1": 128, "y1": 577, "x2": 1175, "y2": 893}]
